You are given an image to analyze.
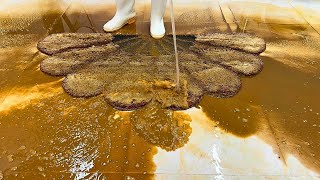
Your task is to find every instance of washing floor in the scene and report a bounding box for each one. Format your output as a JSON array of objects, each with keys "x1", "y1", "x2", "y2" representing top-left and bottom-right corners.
[{"x1": 0, "y1": 0, "x2": 320, "y2": 179}]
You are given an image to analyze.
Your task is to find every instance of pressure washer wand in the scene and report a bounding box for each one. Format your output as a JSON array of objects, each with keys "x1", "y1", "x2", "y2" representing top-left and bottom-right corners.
[{"x1": 169, "y1": 0, "x2": 180, "y2": 91}]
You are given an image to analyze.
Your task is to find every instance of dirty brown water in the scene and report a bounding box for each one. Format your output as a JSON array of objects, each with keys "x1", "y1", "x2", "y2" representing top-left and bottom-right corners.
[{"x1": 1, "y1": 3, "x2": 320, "y2": 179}]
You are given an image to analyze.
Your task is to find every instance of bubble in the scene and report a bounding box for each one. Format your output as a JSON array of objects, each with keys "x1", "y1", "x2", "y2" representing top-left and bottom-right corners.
[
  {"x1": 30, "y1": 149, "x2": 37, "y2": 155},
  {"x1": 135, "y1": 163, "x2": 140, "y2": 168},
  {"x1": 234, "y1": 108, "x2": 240, "y2": 112},
  {"x1": 18, "y1": 145, "x2": 26, "y2": 150},
  {"x1": 37, "y1": 166, "x2": 44, "y2": 172},
  {"x1": 114, "y1": 114, "x2": 120, "y2": 119},
  {"x1": 126, "y1": 176, "x2": 135, "y2": 180}
]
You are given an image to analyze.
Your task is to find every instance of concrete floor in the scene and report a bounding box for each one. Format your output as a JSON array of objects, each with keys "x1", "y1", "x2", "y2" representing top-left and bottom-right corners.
[{"x1": 0, "y1": 0, "x2": 320, "y2": 179}]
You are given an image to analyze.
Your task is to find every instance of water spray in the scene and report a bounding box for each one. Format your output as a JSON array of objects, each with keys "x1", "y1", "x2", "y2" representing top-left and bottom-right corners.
[{"x1": 169, "y1": 0, "x2": 180, "y2": 91}]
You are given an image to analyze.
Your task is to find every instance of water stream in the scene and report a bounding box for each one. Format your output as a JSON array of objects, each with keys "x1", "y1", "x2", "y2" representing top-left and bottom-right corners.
[{"x1": 169, "y1": 0, "x2": 180, "y2": 90}]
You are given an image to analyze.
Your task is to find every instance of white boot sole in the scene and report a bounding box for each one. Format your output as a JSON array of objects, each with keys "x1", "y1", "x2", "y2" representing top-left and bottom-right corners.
[{"x1": 151, "y1": 32, "x2": 165, "y2": 39}]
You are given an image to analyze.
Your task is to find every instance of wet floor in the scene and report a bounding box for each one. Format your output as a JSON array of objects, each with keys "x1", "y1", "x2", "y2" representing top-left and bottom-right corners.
[{"x1": 0, "y1": 0, "x2": 320, "y2": 179}]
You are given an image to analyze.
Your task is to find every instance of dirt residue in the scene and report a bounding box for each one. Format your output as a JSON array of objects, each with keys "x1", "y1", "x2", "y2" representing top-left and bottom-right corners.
[{"x1": 130, "y1": 102, "x2": 192, "y2": 151}]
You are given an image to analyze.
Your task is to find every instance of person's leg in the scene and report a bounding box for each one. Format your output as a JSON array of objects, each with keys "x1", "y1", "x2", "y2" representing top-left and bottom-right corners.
[
  {"x1": 150, "y1": 0, "x2": 167, "y2": 39},
  {"x1": 103, "y1": 0, "x2": 136, "y2": 32}
]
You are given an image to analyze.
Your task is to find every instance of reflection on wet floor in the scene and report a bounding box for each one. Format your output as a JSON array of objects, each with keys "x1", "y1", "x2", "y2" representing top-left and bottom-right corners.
[
  {"x1": 0, "y1": 94, "x2": 157, "y2": 179},
  {"x1": 201, "y1": 58, "x2": 320, "y2": 172},
  {"x1": 0, "y1": 0, "x2": 320, "y2": 179}
]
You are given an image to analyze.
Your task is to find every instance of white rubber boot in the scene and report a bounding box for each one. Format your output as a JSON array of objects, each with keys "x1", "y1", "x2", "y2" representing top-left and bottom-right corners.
[
  {"x1": 103, "y1": 0, "x2": 136, "y2": 32},
  {"x1": 150, "y1": 0, "x2": 167, "y2": 39}
]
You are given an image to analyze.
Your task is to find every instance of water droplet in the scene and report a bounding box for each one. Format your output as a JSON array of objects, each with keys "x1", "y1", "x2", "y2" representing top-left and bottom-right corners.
[
  {"x1": 242, "y1": 118, "x2": 248, "y2": 123},
  {"x1": 0, "y1": 171, "x2": 3, "y2": 180},
  {"x1": 234, "y1": 108, "x2": 240, "y2": 112}
]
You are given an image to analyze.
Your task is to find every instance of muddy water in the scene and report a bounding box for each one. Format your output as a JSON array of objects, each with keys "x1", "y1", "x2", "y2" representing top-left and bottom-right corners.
[
  {"x1": 1, "y1": 2, "x2": 320, "y2": 179},
  {"x1": 201, "y1": 52, "x2": 320, "y2": 172},
  {"x1": 199, "y1": 18, "x2": 320, "y2": 171},
  {"x1": 0, "y1": 93, "x2": 158, "y2": 179}
]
